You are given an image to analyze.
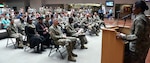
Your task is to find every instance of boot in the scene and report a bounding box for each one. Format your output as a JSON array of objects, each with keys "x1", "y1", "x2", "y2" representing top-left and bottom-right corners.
[
  {"x1": 80, "y1": 41, "x2": 88, "y2": 49},
  {"x1": 71, "y1": 52, "x2": 78, "y2": 57},
  {"x1": 35, "y1": 44, "x2": 42, "y2": 54},
  {"x1": 68, "y1": 55, "x2": 76, "y2": 62},
  {"x1": 81, "y1": 46, "x2": 88, "y2": 49},
  {"x1": 18, "y1": 41, "x2": 24, "y2": 48},
  {"x1": 66, "y1": 45, "x2": 76, "y2": 62},
  {"x1": 84, "y1": 42, "x2": 88, "y2": 44},
  {"x1": 96, "y1": 33, "x2": 99, "y2": 36},
  {"x1": 15, "y1": 38, "x2": 19, "y2": 47},
  {"x1": 40, "y1": 43, "x2": 45, "y2": 51}
]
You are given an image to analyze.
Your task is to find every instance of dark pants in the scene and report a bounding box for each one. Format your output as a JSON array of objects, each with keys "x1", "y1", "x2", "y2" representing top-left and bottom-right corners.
[
  {"x1": 99, "y1": 22, "x2": 106, "y2": 28},
  {"x1": 29, "y1": 35, "x2": 44, "y2": 51},
  {"x1": 99, "y1": 13, "x2": 104, "y2": 20},
  {"x1": 124, "y1": 44, "x2": 148, "y2": 63},
  {"x1": 41, "y1": 33, "x2": 51, "y2": 47}
]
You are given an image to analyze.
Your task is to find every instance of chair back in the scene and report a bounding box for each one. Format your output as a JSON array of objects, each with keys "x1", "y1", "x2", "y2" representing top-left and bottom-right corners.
[
  {"x1": 6, "y1": 28, "x2": 11, "y2": 38},
  {"x1": 49, "y1": 31, "x2": 59, "y2": 48}
]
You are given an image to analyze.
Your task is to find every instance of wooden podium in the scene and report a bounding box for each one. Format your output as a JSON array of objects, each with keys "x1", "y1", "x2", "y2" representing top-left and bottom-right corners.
[{"x1": 101, "y1": 26, "x2": 130, "y2": 63}]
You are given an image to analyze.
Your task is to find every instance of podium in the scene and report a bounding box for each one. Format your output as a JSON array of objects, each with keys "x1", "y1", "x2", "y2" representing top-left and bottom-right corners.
[{"x1": 101, "y1": 26, "x2": 130, "y2": 63}]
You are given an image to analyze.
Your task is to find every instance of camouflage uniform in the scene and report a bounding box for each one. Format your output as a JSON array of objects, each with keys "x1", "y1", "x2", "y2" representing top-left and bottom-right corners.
[
  {"x1": 121, "y1": 13, "x2": 150, "y2": 63},
  {"x1": 7, "y1": 23, "x2": 23, "y2": 47},
  {"x1": 49, "y1": 25, "x2": 77, "y2": 62},
  {"x1": 82, "y1": 16, "x2": 99, "y2": 36},
  {"x1": 93, "y1": 15, "x2": 106, "y2": 28},
  {"x1": 65, "y1": 23, "x2": 88, "y2": 48},
  {"x1": 18, "y1": 22, "x2": 26, "y2": 35}
]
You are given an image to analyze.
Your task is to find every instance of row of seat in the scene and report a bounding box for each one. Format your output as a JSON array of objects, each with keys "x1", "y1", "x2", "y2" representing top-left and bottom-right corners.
[{"x1": 5, "y1": 30, "x2": 79, "y2": 59}]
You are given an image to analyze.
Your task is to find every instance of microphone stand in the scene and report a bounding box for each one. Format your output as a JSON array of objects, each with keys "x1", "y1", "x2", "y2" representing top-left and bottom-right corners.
[
  {"x1": 116, "y1": 11, "x2": 120, "y2": 26},
  {"x1": 123, "y1": 18, "x2": 127, "y2": 27},
  {"x1": 119, "y1": 18, "x2": 127, "y2": 32}
]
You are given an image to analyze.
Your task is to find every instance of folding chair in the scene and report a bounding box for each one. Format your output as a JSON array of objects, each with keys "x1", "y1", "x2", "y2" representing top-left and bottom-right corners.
[
  {"x1": 23, "y1": 35, "x2": 30, "y2": 52},
  {"x1": 48, "y1": 39, "x2": 66, "y2": 59},
  {"x1": 6, "y1": 29, "x2": 16, "y2": 48},
  {"x1": 23, "y1": 35, "x2": 36, "y2": 52}
]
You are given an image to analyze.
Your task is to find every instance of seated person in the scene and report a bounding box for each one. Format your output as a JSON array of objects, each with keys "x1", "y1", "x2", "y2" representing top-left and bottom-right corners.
[
  {"x1": 87, "y1": 22, "x2": 100, "y2": 36},
  {"x1": 44, "y1": 15, "x2": 51, "y2": 28},
  {"x1": 18, "y1": 17, "x2": 26, "y2": 35},
  {"x1": 1, "y1": 17, "x2": 10, "y2": 29},
  {"x1": 36, "y1": 17, "x2": 50, "y2": 48},
  {"x1": 25, "y1": 18, "x2": 45, "y2": 53},
  {"x1": 7, "y1": 19, "x2": 23, "y2": 48},
  {"x1": 93, "y1": 12, "x2": 106, "y2": 28},
  {"x1": 49, "y1": 19, "x2": 77, "y2": 62},
  {"x1": 65, "y1": 17, "x2": 88, "y2": 49}
]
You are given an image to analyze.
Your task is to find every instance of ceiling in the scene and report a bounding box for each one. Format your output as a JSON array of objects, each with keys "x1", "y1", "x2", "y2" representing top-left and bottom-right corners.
[{"x1": 0, "y1": 0, "x2": 6, "y2": 3}]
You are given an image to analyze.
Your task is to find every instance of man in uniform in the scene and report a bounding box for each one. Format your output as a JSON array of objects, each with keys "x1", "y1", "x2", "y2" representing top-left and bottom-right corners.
[
  {"x1": 65, "y1": 17, "x2": 88, "y2": 49},
  {"x1": 7, "y1": 19, "x2": 23, "y2": 48},
  {"x1": 49, "y1": 19, "x2": 77, "y2": 62}
]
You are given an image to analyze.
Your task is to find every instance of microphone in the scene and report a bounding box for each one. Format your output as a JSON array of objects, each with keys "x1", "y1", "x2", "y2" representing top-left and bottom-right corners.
[
  {"x1": 121, "y1": 14, "x2": 131, "y2": 20},
  {"x1": 120, "y1": 14, "x2": 131, "y2": 33}
]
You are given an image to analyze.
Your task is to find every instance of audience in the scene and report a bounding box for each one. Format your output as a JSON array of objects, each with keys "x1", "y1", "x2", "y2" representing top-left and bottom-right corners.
[{"x1": 0, "y1": 6, "x2": 106, "y2": 62}]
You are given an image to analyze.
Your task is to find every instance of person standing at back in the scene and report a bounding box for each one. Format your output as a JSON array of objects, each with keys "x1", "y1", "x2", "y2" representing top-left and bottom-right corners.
[
  {"x1": 107, "y1": 8, "x2": 113, "y2": 20},
  {"x1": 117, "y1": 1, "x2": 150, "y2": 63},
  {"x1": 98, "y1": 7, "x2": 104, "y2": 21}
]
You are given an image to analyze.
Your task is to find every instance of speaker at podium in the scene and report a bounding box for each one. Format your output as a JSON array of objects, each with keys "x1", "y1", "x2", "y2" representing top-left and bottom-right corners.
[{"x1": 101, "y1": 25, "x2": 130, "y2": 63}]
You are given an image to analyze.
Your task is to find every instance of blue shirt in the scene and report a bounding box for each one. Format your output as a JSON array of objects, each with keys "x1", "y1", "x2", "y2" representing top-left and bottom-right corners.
[
  {"x1": 98, "y1": 9, "x2": 104, "y2": 14},
  {"x1": 1, "y1": 18, "x2": 10, "y2": 29}
]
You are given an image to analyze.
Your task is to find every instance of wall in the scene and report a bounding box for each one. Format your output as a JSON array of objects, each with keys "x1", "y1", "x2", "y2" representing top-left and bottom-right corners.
[
  {"x1": 44, "y1": 0, "x2": 104, "y2": 4},
  {"x1": 115, "y1": 0, "x2": 136, "y2": 4},
  {"x1": 0, "y1": 0, "x2": 6, "y2": 3},
  {"x1": 44, "y1": 0, "x2": 136, "y2": 4},
  {"x1": 145, "y1": 2, "x2": 150, "y2": 15},
  {"x1": 43, "y1": 0, "x2": 138, "y2": 16},
  {"x1": 30, "y1": 0, "x2": 42, "y2": 10},
  {"x1": 5, "y1": 0, "x2": 25, "y2": 11}
]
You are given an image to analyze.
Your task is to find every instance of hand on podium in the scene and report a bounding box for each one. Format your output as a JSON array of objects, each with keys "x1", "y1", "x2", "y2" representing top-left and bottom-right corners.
[{"x1": 116, "y1": 32, "x2": 126, "y2": 39}]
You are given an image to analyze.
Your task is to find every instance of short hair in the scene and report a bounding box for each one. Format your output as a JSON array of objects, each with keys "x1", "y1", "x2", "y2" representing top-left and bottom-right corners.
[
  {"x1": 69, "y1": 17, "x2": 74, "y2": 23},
  {"x1": 37, "y1": 17, "x2": 44, "y2": 20},
  {"x1": 135, "y1": 0, "x2": 149, "y2": 12},
  {"x1": 27, "y1": 16, "x2": 32, "y2": 23},
  {"x1": 45, "y1": 15, "x2": 49, "y2": 18}
]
